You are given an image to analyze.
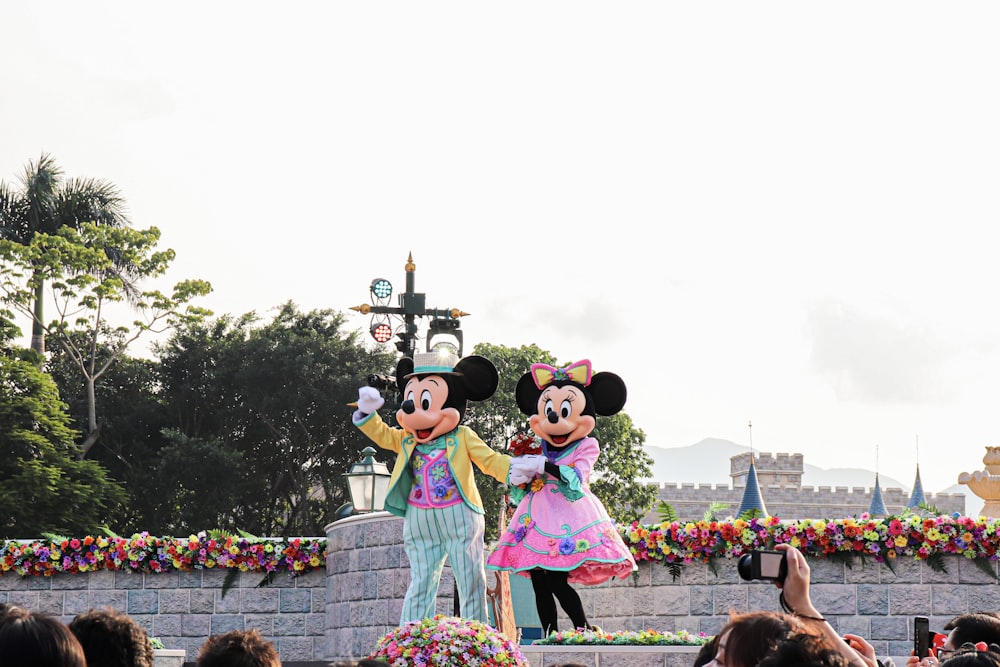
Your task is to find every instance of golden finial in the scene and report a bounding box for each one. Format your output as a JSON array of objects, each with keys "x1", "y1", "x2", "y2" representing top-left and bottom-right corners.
[
  {"x1": 449, "y1": 309, "x2": 470, "y2": 318},
  {"x1": 349, "y1": 304, "x2": 372, "y2": 314},
  {"x1": 405, "y1": 252, "x2": 415, "y2": 272}
]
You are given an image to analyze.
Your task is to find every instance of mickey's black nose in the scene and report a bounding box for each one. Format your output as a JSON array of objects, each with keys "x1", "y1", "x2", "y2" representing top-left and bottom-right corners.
[{"x1": 401, "y1": 400, "x2": 416, "y2": 414}]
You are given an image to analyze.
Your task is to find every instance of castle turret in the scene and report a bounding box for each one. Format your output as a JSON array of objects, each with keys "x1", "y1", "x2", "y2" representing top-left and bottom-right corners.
[
  {"x1": 868, "y1": 473, "x2": 888, "y2": 516},
  {"x1": 907, "y1": 464, "x2": 927, "y2": 509},
  {"x1": 736, "y1": 455, "x2": 768, "y2": 516}
]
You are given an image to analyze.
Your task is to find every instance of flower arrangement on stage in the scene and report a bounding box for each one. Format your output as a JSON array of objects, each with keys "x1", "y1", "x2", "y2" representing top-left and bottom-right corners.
[
  {"x1": 621, "y1": 512, "x2": 1000, "y2": 570},
  {"x1": 0, "y1": 531, "x2": 325, "y2": 577},
  {"x1": 533, "y1": 627, "x2": 712, "y2": 646},
  {"x1": 370, "y1": 614, "x2": 529, "y2": 666}
]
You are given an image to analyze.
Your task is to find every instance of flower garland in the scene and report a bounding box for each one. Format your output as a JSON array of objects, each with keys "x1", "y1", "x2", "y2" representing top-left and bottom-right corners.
[
  {"x1": 0, "y1": 532, "x2": 326, "y2": 577},
  {"x1": 370, "y1": 614, "x2": 529, "y2": 666},
  {"x1": 534, "y1": 627, "x2": 712, "y2": 646},
  {"x1": 620, "y1": 513, "x2": 1000, "y2": 566}
]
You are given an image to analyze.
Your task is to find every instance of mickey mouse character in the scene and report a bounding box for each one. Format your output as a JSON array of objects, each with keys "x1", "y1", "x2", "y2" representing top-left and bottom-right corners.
[
  {"x1": 352, "y1": 351, "x2": 515, "y2": 624},
  {"x1": 486, "y1": 359, "x2": 637, "y2": 636}
]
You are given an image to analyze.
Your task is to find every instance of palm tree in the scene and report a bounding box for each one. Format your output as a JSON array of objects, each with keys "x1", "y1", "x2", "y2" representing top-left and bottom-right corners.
[{"x1": 0, "y1": 153, "x2": 131, "y2": 354}]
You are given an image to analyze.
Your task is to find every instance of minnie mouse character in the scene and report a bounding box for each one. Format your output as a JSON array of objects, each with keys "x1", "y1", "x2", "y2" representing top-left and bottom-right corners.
[
  {"x1": 486, "y1": 359, "x2": 637, "y2": 636},
  {"x1": 352, "y1": 351, "x2": 516, "y2": 625}
]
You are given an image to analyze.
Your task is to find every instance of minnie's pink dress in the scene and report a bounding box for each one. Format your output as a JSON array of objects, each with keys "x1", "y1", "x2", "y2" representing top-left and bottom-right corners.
[{"x1": 486, "y1": 437, "x2": 636, "y2": 585}]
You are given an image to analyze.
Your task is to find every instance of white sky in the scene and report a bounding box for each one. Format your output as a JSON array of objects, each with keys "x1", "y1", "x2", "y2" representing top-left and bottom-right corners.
[{"x1": 3, "y1": 2, "x2": 999, "y2": 497}]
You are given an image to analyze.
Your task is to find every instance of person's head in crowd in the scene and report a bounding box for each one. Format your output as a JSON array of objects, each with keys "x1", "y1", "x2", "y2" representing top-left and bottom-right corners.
[
  {"x1": 694, "y1": 635, "x2": 720, "y2": 667},
  {"x1": 0, "y1": 607, "x2": 87, "y2": 667},
  {"x1": 756, "y1": 632, "x2": 852, "y2": 667},
  {"x1": 940, "y1": 615, "x2": 1000, "y2": 660},
  {"x1": 69, "y1": 607, "x2": 154, "y2": 667},
  {"x1": 704, "y1": 611, "x2": 806, "y2": 667},
  {"x1": 937, "y1": 643, "x2": 1000, "y2": 667},
  {"x1": 0, "y1": 602, "x2": 20, "y2": 619},
  {"x1": 196, "y1": 629, "x2": 281, "y2": 667}
]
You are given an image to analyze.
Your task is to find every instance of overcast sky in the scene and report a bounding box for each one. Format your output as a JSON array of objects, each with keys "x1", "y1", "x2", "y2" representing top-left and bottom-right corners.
[{"x1": 3, "y1": 2, "x2": 999, "y2": 499}]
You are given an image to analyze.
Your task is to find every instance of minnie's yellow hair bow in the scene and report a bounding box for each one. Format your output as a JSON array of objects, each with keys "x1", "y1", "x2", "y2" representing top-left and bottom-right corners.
[{"x1": 530, "y1": 360, "x2": 592, "y2": 389}]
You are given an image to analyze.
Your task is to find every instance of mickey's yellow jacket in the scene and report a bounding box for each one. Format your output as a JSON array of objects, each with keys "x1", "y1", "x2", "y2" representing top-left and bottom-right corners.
[{"x1": 355, "y1": 411, "x2": 512, "y2": 518}]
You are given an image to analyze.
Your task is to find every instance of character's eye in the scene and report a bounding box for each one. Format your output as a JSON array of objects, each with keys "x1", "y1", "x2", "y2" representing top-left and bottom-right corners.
[
  {"x1": 405, "y1": 390, "x2": 415, "y2": 404},
  {"x1": 419, "y1": 389, "x2": 433, "y2": 411},
  {"x1": 560, "y1": 399, "x2": 572, "y2": 419},
  {"x1": 543, "y1": 399, "x2": 556, "y2": 419}
]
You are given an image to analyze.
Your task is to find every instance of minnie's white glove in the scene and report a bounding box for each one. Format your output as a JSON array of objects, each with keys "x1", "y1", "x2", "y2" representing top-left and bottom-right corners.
[
  {"x1": 511, "y1": 454, "x2": 547, "y2": 478},
  {"x1": 356, "y1": 386, "x2": 385, "y2": 414}
]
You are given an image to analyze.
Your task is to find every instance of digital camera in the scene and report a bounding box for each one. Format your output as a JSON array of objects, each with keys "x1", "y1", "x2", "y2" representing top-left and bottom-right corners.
[{"x1": 737, "y1": 549, "x2": 787, "y2": 583}]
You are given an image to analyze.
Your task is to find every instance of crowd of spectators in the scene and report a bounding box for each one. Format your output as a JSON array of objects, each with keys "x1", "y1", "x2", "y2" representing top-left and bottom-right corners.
[{"x1": 4, "y1": 555, "x2": 1000, "y2": 667}]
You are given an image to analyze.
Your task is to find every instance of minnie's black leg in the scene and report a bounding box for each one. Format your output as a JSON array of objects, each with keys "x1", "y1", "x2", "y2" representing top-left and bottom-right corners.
[{"x1": 530, "y1": 569, "x2": 558, "y2": 636}]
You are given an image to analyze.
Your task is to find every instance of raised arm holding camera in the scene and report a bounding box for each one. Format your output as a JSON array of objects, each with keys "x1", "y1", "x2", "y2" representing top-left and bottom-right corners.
[{"x1": 771, "y1": 544, "x2": 879, "y2": 667}]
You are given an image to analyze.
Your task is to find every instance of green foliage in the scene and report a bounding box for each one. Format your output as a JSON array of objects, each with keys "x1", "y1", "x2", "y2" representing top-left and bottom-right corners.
[
  {"x1": 152, "y1": 302, "x2": 395, "y2": 536},
  {"x1": 0, "y1": 347, "x2": 125, "y2": 537},
  {"x1": 657, "y1": 501, "x2": 679, "y2": 524},
  {"x1": 0, "y1": 222, "x2": 212, "y2": 457}
]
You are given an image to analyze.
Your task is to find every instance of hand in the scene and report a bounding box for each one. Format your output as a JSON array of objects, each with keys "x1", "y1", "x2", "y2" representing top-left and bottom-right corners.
[
  {"x1": 519, "y1": 454, "x2": 547, "y2": 475},
  {"x1": 356, "y1": 386, "x2": 385, "y2": 414},
  {"x1": 843, "y1": 634, "x2": 879, "y2": 667},
  {"x1": 774, "y1": 544, "x2": 819, "y2": 619},
  {"x1": 508, "y1": 468, "x2": 530, "y2": 486}
]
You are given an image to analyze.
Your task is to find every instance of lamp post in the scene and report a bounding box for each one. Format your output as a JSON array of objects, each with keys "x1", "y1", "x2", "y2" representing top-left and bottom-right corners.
[
  {"x1": 344, "y1": 446, "x2": 391, "y2": 514},
  {"x1": 350, "y1": 252, "x2": 469, "y2": 358}
]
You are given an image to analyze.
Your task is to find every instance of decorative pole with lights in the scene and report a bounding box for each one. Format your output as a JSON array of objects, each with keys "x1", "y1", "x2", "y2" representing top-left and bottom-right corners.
[{"x1": 350, "y1": 252, "x2": 470, "y2": 358}]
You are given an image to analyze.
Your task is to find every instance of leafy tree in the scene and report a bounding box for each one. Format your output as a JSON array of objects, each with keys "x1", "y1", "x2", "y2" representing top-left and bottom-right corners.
[
  {"x1": 45, "y1": 330, "x2": 170, "y2": 530},
  {"x1": 464, "y1": 343, "x2": 656, "y2": 541},
  {"x1": 0, "y1": 222, "x2": 212, "y2": 456},
  {"x1": 0, "y1": 330, "x2": 125, "y2": 537},
  {"x1": 0, "y1": 153, "x2": 131, "y2": 355},
  {"x1": 153, "y1": 303, "x2": 395, "y2": 536}
]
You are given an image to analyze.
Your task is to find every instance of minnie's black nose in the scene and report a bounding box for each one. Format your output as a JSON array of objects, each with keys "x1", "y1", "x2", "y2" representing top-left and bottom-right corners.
[
  {"x1": 547, "y1": 411, "x2": 559, "y2": 424},
  {"x1": 401, "y1": 400, "x2": 416, "y2": 414}
]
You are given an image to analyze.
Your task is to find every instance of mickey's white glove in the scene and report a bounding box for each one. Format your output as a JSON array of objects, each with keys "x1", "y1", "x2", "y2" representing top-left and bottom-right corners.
[
  {"x1": 356, "y1": 386, "x2": 385, "y2": 414},
  {"x1": 508, "y1": 467, "x2": 531, "y2": 486}
]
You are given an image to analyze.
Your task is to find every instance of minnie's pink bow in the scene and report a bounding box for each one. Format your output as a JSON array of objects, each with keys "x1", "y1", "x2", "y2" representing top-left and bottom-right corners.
[{"x1": 530, "y1": 360, "x2": 592, "y2": 389}]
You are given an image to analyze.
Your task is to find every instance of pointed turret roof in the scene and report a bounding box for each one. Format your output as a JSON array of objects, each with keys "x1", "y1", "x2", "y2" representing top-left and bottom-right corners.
[
  {"x1": 737, "y1": 456, "x2": 768, "y2": 516},
  {"x1": 907, "y1": 464, "x2": 927, "y2": 508},
  {"x1": 869, "y1": 473, "x2": 888, "y2": 516}
]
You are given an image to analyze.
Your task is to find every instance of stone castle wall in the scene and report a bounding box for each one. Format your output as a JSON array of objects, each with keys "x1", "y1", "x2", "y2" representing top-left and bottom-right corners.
[
  {"x1": 642, "y1": 481, "x2": 965, "y2": 523},
  {"x1": 0, "y1": 566, "x2": 326, "y2": 662},
  {"x1": 327, "y1": 512, "x2": 1000, "y2": 664}
]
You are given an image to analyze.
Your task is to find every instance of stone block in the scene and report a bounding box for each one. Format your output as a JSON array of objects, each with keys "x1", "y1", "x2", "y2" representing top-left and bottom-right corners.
[
  {"x1": 712, "y1": 585, "x2": 747, "y2": 615},
  {"x1": 241, "y1": 589, "x2": 278, "y2": 613},
  {"x1": 214, "y1": 589, "x2": 241, "y2": 614},
  {"x1": 51, "y1": 574, "x2": 88, "y2": 590},
  {"x1": 810, "y1": 584, "x2": 856, "y2": 615},
  {"x1": 362, "y1": 571, "x2": 378, "y2": 599},
  {"x1": 245, "y1": 614, "x2": 273, "y2": 634},
  {"x1": 189, "y1": 589, "x2": 213, "y2": 614},
  {"x1": 28, "y1": 576, "x2": 52, "y2": 590},
  {"x1": 181, "y1": 614, "x2": 211, "y2": 636},
  {"x1": 958, "y1": 557, "x2": 998, "y2": 584},
  {"x1": 689, "y1": 586, "x2": 713, "y2": 615},
  {"x1": 652, "y1": 585, "x2": 690, "y2": 616},
  {"x1": 143, "y1": 572, "x2": 178, "y2": 589},
  {"x1": 968, "y1": 585, "x2": 1000, "y2": 612},
  {"x1": 87, "y1": 590, "x2": 127, "y2": 611},
  {"x1": 177, "y1": 571, "x2": 203, "y2": 588},
  {"x1": 37, "y1": 592, "x2": 65, "y2": 615},
  {"x1": 157, "y1": 590, "x2": 190, "y2": 614},
  {"x1": 0, "y1": 576, "x2": 29, "y2": 591},
  {"x1": 871, "y1": 615, "x2": 908, "y2": 640},
  {"x1": 127, "y1": 590, "x2": 158, "y2": 615},
  {"x1": 889, "y1": 584, "x2": 931, "y2": 615},
  {"x1": 275, "y1": 637, "x2": 313, "y2": 661},
  {"x1": 931, "y1": 585, "x2": 967, "y2": 615},
  {"x1": 114, "y1": 572, "x2": 143, "y2": 589},
  {"x1": 153, "y1": 614, "x2": 183, "y2": 637},
  {"x1": 210, "y1": 614, "x2": 245, "y2": 634},
  {"x1": 279, "y1": 588, "x2": 312, "y2": 613},
  {"x1": 63, "y1": 590, "x2": 91, "y2": 615},
  {"x1": 856, "y1": 585, "x2": 888, "y2": 615},
  {"x1": 274, "y1": 614, "x2": 306, "y2": 635}
]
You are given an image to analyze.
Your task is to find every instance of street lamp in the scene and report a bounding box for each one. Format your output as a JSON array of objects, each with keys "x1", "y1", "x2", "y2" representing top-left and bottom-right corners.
[
  {"x1": 350, "y1": 252, "x2": 470, "y2": 358},
  {"x1": 344, "y1": 446, "x2": 391, "y2": 513}
]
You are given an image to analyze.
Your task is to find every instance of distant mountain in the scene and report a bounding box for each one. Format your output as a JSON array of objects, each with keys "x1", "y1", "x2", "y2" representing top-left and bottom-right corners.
[
  {"x1": 645, "y1": 437, "x2": 908, "y2": 491},
  {"x1": 643, "y1": 437, "x2": 975, "y2": 516}
]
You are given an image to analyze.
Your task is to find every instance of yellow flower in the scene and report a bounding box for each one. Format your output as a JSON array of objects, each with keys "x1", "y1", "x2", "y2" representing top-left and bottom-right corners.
[{"x1": 895, "y1": 535, "x2": 908, "y2": 547}]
